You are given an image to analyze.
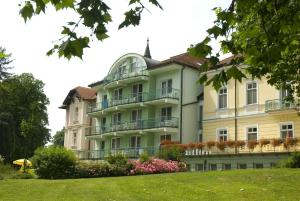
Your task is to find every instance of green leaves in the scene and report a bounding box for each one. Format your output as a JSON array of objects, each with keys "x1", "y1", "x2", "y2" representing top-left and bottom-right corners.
[
  {"x1": 0, "y1": 52, "x2": 6, "y2": 59},
  {"x1": 20, "y1": 1, "x2": 34, "y2": 23},
  {"x1": 119, "y1": 8, "x2": 142, "y2": 29}
]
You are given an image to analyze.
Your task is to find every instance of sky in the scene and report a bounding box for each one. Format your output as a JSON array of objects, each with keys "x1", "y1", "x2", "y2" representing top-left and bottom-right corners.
[{"x1": 0, "y1": 0, "x2": 231, "y2": 137}]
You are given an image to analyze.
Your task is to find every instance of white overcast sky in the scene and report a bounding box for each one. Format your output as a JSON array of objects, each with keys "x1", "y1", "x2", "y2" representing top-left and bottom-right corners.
[{"x1": 0, "y1": 0, "x2": 231, "y2": 137}]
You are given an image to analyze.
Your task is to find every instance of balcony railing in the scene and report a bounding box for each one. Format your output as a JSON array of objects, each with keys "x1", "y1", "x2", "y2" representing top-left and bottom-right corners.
[
  {"x1": 74, "y1": 147, "x2": 157, "y2": 160},
  {"x1": 87, "y1": 88, "x2": 180, "y2": 114},
  {"x1": 85, "y1": 117, "x2": 179, "y2": 136},
  {"x1": 265, "y1": 99, "x2": 299, "y2": 112},
  {"x1": 103, "y1": 68, "x2": 149, "y2": 85}
]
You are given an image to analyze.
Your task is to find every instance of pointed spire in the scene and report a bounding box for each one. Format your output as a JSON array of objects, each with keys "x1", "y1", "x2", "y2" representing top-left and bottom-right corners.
[{"x1": 144, "y1": 38, "x2": 151, "y2": 58}]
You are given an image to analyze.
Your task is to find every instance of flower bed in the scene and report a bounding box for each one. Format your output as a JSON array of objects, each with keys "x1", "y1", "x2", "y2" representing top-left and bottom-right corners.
[{"x1": 130, "y1": 158, "x2": 186, "y2": 175}]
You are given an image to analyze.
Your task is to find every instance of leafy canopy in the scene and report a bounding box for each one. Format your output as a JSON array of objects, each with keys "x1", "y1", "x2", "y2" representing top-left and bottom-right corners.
[
  {"x1": 19, "y1": 0, "x2": 162, "y2": 60},
  {"x1": 188, "y1": 0, "x2": 300, "y2": 98}
]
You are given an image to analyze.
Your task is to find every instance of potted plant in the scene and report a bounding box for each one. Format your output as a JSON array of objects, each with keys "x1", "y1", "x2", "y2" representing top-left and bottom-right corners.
[
  {"x1": 259, "y1": 139, "x2": 270, "y2": 152},
  {"x1": 226, "y1": 140, "x2": 236, "y2": 149},
  {"x1": 271, "y1": 138, "x2": 283, "y2": 151},
  {"x1": 206, "y1": 141, "x2": 216, "y2": 150},
  {"x1": 247, "y1": 140, "x2": 258, "y2": 151},
  {"x1": 216, "y1": 141, "x2": 226, "y2": 151}
]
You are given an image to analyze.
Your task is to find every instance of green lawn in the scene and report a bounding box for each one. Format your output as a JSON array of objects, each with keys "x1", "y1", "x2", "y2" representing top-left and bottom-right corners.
[{"x1": 0, "y1": 169, "x2": 299, "y2": 201}]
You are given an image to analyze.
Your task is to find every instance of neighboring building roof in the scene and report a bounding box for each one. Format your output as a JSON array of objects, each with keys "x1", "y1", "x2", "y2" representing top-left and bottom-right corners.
[
  {"x1": 149, "y1": 53, "x2": 207, "y2": 70},
  {"x1": 59, "y1": 86, "x2": 96, "y2": 109},
  {"x1": 88, "y1": 80, "x2": 104, "y2": 88}
]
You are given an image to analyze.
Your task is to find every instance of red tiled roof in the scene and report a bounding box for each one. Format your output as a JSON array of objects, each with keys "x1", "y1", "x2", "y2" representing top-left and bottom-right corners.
[
  {"x1": 59, "y1": 86, "x2": 96, "y2": 109},
  {"x1": 150, "y1": 53, "x2": 207, "y2": 70}
]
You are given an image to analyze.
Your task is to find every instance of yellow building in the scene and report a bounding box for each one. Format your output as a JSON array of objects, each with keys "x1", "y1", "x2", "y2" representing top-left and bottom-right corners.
[{"x1": 203, "y1": 61, "x2": 300, "y2": 150}]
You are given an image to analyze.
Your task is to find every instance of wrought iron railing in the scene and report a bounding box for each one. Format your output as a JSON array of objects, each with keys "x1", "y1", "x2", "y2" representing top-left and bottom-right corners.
[
  {"x1": 103, "y1": 68, "x2": 149, "y2": 85},
  {"x1": 74, "y1": 147, "x2": 157, "y2": 160},
  {"x1": 85, "y1": 117, "x2": 179, "y2": 136},
  {"x1": 87, "y1": 88, "x2": 180, "y2": 114},
  {"x1": 265, "y1": 99, "x2": 299, "y2": 112}
]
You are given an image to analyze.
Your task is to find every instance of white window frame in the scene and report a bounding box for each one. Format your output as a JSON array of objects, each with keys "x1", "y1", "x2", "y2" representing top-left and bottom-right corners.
[
  {"x1": 245, "y1": 125, "x2": 259, "y2": 141},
  {"x1": 218, "y1": 86, "x2": 228, "y2": 109},
  {"x1": 161, "y1": 79, "x2": 173, "y2": 95},
  {"x1": 114, "y1": 88, "x2": 123, "y2": 100},
  {"x1": 129, "y1": 135, "x2": 141, "y2": 148},
  {"x1": 73, "y1": 107, "x2": 79, "y2": 122},
  {"x1": 279, "y1": 122, "x2": 294, "y2": 139},
  {"x1": 111, "y1": 137, "x2": 121, "y2": 149},
  {"x1": 246, "y1": 81, "x2": 258, "y2": 105},
  {"x1": 73, "y1": 132, "x2": 77, "y2": 146},
  {"x1": 112, "y1": 112, "x2": 122, "y2": 125},
  {"x1": 160, "y1": 134, "x2": 171, "y2": 142},
  {"x1": 216, "y1": 128, "x2": 228, "y2": 142},
  {"x1": 161, "y1": 106, "x2": 172, "y2": 121}
]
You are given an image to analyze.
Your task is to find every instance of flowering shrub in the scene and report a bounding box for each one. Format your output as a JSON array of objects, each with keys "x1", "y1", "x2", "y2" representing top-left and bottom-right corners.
[
  {"x1": 259, "y1": 139, "x2": 270, "y2": 148},
  {"x1": 226, "y1": 140, "x2": 236, "y2": 148},
  {"x1": 196, "y1": 143, "x2": 205, "y2": 149},
  {"x1": 216, "y1": 141, "x2": 226, "y2": 151},
  {"x1": 284, "y1": 138, "x2": 298, "y2": 150},
  {"x1": 236, "y1": 140, "x2": 246, "y2": 148},
  {"x1": 187, "y1": 143, "x2": 197, "y2": 149},
  {"x1": 271, "y1": 138, "x2": 283, "y2": 147},
  {"x1": 157, "y1": 144, "x2": 185, "y2": 161},
  {"x1": 130, "y1": 158, "x2": 186, "y2": 175},
  {"x1": 206, "y1": 141, "x2": 216, "y2": 149},
  {"x1": 247, "y1": 140, "x2": 258, "y2": 150}
]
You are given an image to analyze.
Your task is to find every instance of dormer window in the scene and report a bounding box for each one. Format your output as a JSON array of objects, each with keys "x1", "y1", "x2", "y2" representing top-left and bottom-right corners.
[{"x1": 131, "y1": 57, "x2": 141, "y2": 72}]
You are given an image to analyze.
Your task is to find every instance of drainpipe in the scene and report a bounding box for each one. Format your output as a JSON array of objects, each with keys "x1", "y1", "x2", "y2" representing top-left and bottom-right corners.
[
  {"x1": 234, "y1": 79, "x2": 238, "y2": 154},
  {"x1": 180, "y1": 66, "x2": 186, "y2": 143}
]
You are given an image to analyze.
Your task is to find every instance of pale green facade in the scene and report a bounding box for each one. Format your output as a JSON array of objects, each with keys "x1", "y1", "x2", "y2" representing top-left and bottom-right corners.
[{"x1": 82, "y1": 53, "x2": 202, "y2": 159}]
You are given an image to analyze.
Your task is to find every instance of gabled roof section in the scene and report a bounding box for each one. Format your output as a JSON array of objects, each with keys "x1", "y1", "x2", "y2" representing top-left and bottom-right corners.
[
  {"x1": 59, "y1": 86, "x2": 96, "y2": 109},
  {"x1": 149, "y1": 53, "x2": 207, "y2": 70}
]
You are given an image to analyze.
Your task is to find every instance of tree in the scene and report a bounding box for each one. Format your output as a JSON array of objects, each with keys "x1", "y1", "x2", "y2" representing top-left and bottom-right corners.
[
  {"x1": 0, "y1": 47, "x2": 13, "y2": 81},
  {"x1": 52, "y1": 128, "x2": 65, "y2": 146},
  {"x1": 19, "y1": 0, "x2": 162, "y2": 60},
  {"x1": 188, "y1": 0, "x2": 300, "y2": 99},
  {"x1": 0, "y1": 73, "x2": 50, "y2": 161},
  {"x1": 20, "y1": 0, "x2": 300, "y2": 97}
]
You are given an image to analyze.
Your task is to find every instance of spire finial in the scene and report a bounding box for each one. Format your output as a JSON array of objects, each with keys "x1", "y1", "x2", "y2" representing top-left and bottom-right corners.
[{"x1": 144, "y1": 37, "x2": 151, "y2": 58}]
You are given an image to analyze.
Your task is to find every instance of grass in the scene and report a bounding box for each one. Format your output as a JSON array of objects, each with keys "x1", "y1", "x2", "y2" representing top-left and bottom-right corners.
[
  {"x1": 0, "y1": 164, "x2": 18, "y2": 179},
  {"x1": 0, "y1": 169, "x2": 299, "y2": 201}
]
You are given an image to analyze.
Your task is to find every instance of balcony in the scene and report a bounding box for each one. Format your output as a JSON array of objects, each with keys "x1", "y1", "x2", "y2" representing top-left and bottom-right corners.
[
  {"x1": 103, "y1": 69, "x2": 149, "y2": 89},
  {"x1": 265, "y1": 99, "x2": 299, "y2": 113},
  {"x1": 87, "y1": 88, "x2": 180, "y2": 116},
  {"x1": 85, "y1": 117, "x2": 179, "y2": 137},
  {"x1": 74, "y1": 147, "x2": 157, "y2": 160}
]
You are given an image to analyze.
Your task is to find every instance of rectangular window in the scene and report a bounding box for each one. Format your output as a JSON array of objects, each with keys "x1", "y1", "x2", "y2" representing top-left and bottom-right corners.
[
  {"x1": 73, "y1": 107, "x2": 79, "y2": 122},
  {"x1": 114, "y1": 88, "x2": 123, "y2": 100},
  {"x1": 130, "y1": 136, "x2": 141, "y2": 148},
  {"x1": 218, "y1": 87, "x2": 227, "y2": 109},
  {"x1": 223, "y1": 164, "x2": 231, "y2": 170},
  {"x1": 246, "y1": 82, "x2": 257, "y2": 105},
  {"x1": 132, "y1": 84, "x2": 143, "y2": 102},
  {"x1": 160, "y1": 134, "x2": 171, "y2": 142},
  {"x1": 247, "y1": 126, "x2": 258, "y2": 141},
  {"x1": 199, "y1": 105, "x2": 203, "y2": 129},
  {"x1": 113, "y1": 113, "x2": 122, "y2": 125},
  {"x1": 131, "y1": 58, "x2": 141, "y2": 72},
  {"x1": 73, "y1": 132, "x2": 77, "y2": 146},
  {"x1": 254, "y1": 163, "x2": 263, "y2": 169},
  {"x1": 280, "y1": 123, "x2": 293, "y2": 138},
  {"x1": 161, "y1": 79, "x2": 172, "y2": 96},
  {"x1": 102, "y1": 94, "x2": 108, "y2": 109},
  {"x1": 100, "y1": 141, "x2": 105, "y2": 150},
  {"x1": 237, "y1": 164, "x2": 247, "y2": 169},
  {"x1": 195, "y1": 164, "x2": 204, "y2": 171},
  {"x1": 217, "y1": 129, "x2": 227, "y2": 142},
  {"x1": 210, "y1": 164, "x2": 217, "y2": 171},
  {"x1": 111, "y1": 138, "x2": 121, "y2": 149},
  {"x1": 161, "y1": 107, "x2": 172, "y2": 121},
  {"x1": 131, "y1": 110, "x2": 142, "y2": 122}
]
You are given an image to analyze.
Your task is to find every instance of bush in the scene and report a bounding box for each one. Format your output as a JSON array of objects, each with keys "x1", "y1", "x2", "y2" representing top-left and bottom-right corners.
[
  {"x1": 278, "y1": 152, "x2": 300, "y2": 168},
  {"x1": 130, "y1": 158, "x2": 186, "y2": 175},
  {"x1": 11, "y1": 172, "x2": 35, "y2": 179},
  {"x1": 157, "y1": 145, "x2": 185, "y2": 161},
  {"x1": 107, "y1": 153, "x2": 128, "y2": 166},
  {"x1": 31, "y1": 146, "x2": 76, "y2": 179},
  {"x1": 139, "y1": 152, "x2": 150, "y2": 163},
  {"x1": 75, "y1": 161, "x2": 111, "y2": 178}
]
